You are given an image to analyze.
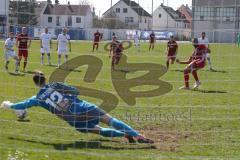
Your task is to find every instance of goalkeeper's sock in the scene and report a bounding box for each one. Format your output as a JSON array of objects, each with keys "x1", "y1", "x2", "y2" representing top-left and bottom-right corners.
[
  {"x1": 109, "y1": 118, "x2": 139, "y2": 137},
  {"x1": 100, "y1": 128, "x2": 125, "y2": 137}
]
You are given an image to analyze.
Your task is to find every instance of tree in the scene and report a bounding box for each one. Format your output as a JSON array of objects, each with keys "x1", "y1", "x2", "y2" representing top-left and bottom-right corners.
[
  {"x1": 9, "y1": 0, "x2": 38, "y2": 26},
  {"x1": 47, "y1": 0, "x2": 52, "y2": 4},
  {"x1": 102, "y1": 12, "x2": 126, "y2": 29}
]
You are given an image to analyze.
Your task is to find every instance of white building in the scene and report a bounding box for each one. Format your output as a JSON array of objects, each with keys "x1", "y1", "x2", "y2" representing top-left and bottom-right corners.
[
  {"x1": 0, "y1": 0, "x2": 9, "y2": 34},
  {"x1": 192, "y1": 0, "x2": 240, "y2": 43},
  {"x1": 41, "y1": 4, "x2": 93, "y2": 29},
  {"x1": 152, "y1": 4, "x2": 191, "y2": 38},
  {"x1": 103, "y1": 0, "x2": 152, "y2": 30}
]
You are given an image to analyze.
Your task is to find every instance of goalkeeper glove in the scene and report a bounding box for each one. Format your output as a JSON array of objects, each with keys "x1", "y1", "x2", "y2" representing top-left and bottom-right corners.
[{"x1": 0, "y1": 101, "x2": 13, "y2": 109}]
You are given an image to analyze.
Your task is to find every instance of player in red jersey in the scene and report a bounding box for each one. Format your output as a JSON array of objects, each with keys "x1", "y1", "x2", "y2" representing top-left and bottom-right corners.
[
  {"x1": 93, "y1": 30, "x2": 101, "y2": 52},
  {"x1": 108, "y1": 37, "x2": 123, "y2": 70},
  {"x1": 176, "y1": 38, "x2": 207, "y2": 90},
  {"x1": 16, "y1": 27, "x2": 31, "y2": 72},
  {"x1": 109, "y1": 34, "x2": 117, "y2": 57},
  {"x1": 149, "y1": 31, "x2": 155, "y2": 51},
  {"x1": 166, "y1": 36, "x2": 178, "y2": 69}
]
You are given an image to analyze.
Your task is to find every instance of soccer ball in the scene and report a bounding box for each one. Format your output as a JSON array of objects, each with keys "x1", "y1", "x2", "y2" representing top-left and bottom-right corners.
[{"x1": 15, "y1": 110, "x2": 27, "y2": 120}]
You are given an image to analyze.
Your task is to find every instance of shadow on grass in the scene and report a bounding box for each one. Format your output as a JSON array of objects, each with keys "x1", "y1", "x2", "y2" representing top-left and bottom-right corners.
[
  {"x1": 8, "y1": 72, "x2": 25, "y2": 77},
  {"x1": 170, "y1": 69, "x2": 184, "y2": 73},
  {"x1": 17, "y1": 119, "x2": 31, "y2": 122},
  {"x1": 58, "y1": 67, "x2": 82, "y2": 73},
  {"x1": 47, "y1": 64, "x2": 58, "y2": 68},
  {"x1": 114, "y1": 69, "x2": 131, "y2": 73},
  {"x1": 170, "y1": 69, "x2": 228, "y2": 74},
  {"x1": 8, "y1": 137, "x2": 156, "y2": 151},
  {"x1": 191, "y1": 89, "x2": 227, "y2": 94},
  {"x1": 203, "y1": 69, "x2": 228, "y2": 73},
  {"x1": 48, "y1": 64, "x2": 82, "y2": 73},
  {"x1": 25, "y1": 70, "x2": 37, "y2": 74}
]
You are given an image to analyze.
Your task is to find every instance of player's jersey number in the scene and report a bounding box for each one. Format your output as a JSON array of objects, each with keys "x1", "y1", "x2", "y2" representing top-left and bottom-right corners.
[{"x1": 45, "y1": 91, "x2": 70, "y2": 112}]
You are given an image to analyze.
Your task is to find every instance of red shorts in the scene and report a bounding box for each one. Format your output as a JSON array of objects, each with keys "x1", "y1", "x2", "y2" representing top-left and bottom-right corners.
[
  {"x1": 113, "y1": 53, "x2": 121, "y2": 62},
  {"x1": 18, "y1": 49, "x2": 28, "y2": 58},
  {"x1": 192, "y1": 62, "x2": 205, "y2": 70},
  {"x1": 167, "y1": 54, "x2": 176, "y2": 61},
  {"x1": 150, "y1": 40, "x2": 154, "y2": 44},
  {"x1": 94, "y1": 41, "x2": 100, "y2": 45}
]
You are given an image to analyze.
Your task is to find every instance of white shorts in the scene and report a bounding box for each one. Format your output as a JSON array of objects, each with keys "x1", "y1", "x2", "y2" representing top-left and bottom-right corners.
[
  {"x1": 41, "y1": 46, "x2": 50, "y2": 54},
  {"x1": 4, "y1": 51, "x2": 17, "y2": 61},
  {"x1": 58, "y1": 48, "x2": 68, "y2": 55},
  {"x1": 206, "y1": 53, "x2": 210, "y2": 58},
  {"x1": 134, "y1": 41, "x2": 140, "y2": 46}
]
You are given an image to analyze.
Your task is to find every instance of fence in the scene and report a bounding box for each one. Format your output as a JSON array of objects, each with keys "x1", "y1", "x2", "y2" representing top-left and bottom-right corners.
[{"x1": 5, "y1": 26, "x2": 192, "y2": 41}]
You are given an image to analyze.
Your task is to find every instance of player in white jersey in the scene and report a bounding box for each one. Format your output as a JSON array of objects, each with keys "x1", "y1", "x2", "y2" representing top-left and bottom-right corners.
[
  {"x1": 56, "y1": 28, "x2": 71, "y2": 67},
  {"x1": 40, "y1": 27, "x2": 52, "y2": 65},
  {"x1": 198, "y1": 32, "x2": 213, "y2": 71},
  {"x1": 133, "y1": 31, "x2": 140, "y2": 52},
  {"x1": 4, "y1": 32, "x2": 19, "y2": 73}
]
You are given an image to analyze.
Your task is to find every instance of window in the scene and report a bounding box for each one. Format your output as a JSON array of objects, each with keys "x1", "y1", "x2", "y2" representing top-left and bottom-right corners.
[
  {"x1": 125, "y1": 17, "x2": 134, "y2": 23},
  {"x1": 194, "y1": 6, "x2": 236, "y2": 22},
  {"x1": 226, "y1": 17, "x2": 231, "y2": 22},
  {"x1": 56, "y1": 16, "x2": 60, "y2": 26},
  {"x1": 200, "y1": 16, "x2": 204, "y2": 21},
  {"x1": 159, "y1": 14, "x2": 162, "y2": 18},
  {"x1": 145, "y1": 18, "x2": 147, "y2": 23},
  {"x1": 48, "y1": 17, "x2": 52, "y2": 23},
  {"x1": 116, "y1": 8, "x2": 120, "y2": 13},
  {"x1": 217, "y1": 7, "x2": 235, "y2": 22},
  {"x1": 76, "y1": 17, "x2": 81, "y2": 23},
  {"x1": 123, "y1": 8, "x2": 128, "y2": 13},
  {"x1": 68, "y1": 16, "x2": 72, "y2": 26}
]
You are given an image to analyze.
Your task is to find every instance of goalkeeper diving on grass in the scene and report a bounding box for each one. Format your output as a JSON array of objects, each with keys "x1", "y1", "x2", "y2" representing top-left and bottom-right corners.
[{"x1": 0, "y1": 71, "x2": 154, "y2": 144}]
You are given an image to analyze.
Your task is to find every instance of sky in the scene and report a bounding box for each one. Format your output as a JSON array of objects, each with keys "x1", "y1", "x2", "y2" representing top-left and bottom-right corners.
[{"x1": 58, "y1": 0, "x2": 192, "y2": 16}]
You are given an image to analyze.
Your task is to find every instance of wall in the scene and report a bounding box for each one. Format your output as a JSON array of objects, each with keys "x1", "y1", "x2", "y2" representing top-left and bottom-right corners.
[
  {"x1": 40, "y1": 14, "x2": 91, "y2": 29},
  {"x1": 103, "y1": 0, "x2": 151, "y2": 30},
  {"x1": 192, "y1": 0, "x2": 240, "y2": 42},
  {"x1": 0, "y1": 0, "x2": 8, "y2": 15},
  {"x1": 152, "y1": 6, "x2": 176, "y2": 30}
]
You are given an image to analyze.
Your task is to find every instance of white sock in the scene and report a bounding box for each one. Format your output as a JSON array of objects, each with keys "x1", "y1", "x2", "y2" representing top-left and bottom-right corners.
[
  {"x1": 48, "y1": 55, "x2": 51, "y2": 64},
  {"x1": 15, "y1": 60, "x2": 19, "y2": 71},
  {"x1": 64, "y1": 57, "x2": 68, "y2": 63},
  {"x1": 58, "y1": 57, "x2": 61, "y2": 66},
  {"x1": 41, "y1": 54, "x2": 44, "y2": 64},
  {"x1": 207, "y1": 58, "x2": 212, "y2": 68}
]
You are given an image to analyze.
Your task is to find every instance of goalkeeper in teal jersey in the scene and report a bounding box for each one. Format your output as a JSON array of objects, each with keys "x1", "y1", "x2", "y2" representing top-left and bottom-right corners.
[
  {"x1": 0, "y1": 71, "x2": 153, "y2": 144},
  {"x1": 237, "y1": 33, "x2": 240, "y2": 48}
]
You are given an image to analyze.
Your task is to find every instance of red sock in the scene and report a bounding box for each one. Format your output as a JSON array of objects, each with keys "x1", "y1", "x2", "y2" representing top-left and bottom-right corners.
[
  {"x1": 192, "y1": 70, "x2": 199, "y2": 82},
  {"x1": 184, "y1": 71, "x2": 190, "y2": 88},
  {"x1": 24, "y1": 61, "x2": 27, "y2": 69},
  {"x1": 166, "y1": 61, "x2": 169, "y2": 69}
]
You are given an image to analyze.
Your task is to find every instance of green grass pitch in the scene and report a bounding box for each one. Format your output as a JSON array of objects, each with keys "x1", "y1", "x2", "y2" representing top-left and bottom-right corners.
[{"x1": 0, "y1": 40, "x2": 240, "y2": 160}]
